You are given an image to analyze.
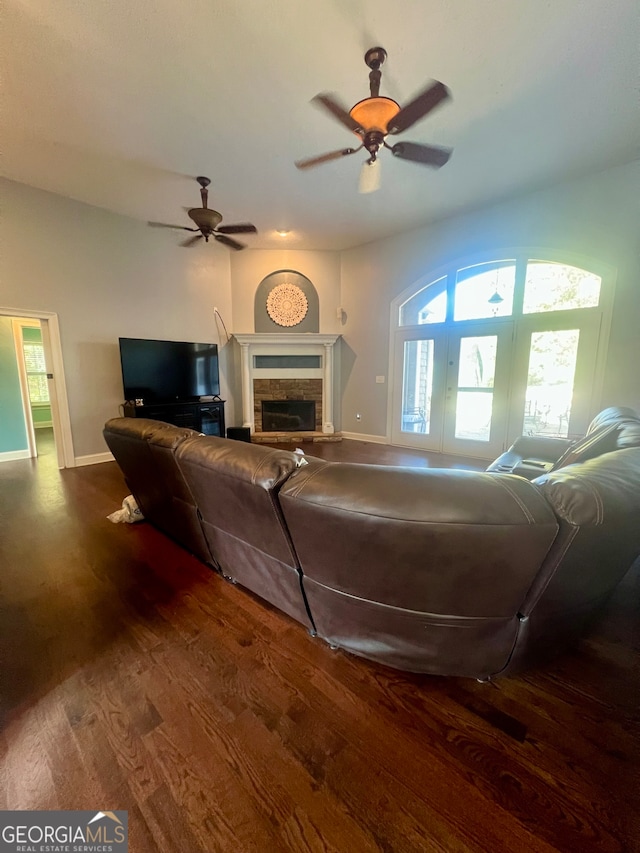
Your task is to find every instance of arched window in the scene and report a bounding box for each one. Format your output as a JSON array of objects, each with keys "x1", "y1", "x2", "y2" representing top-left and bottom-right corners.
[{"x1": 391, "y1": 253, "x2": 613, "y2": 458}]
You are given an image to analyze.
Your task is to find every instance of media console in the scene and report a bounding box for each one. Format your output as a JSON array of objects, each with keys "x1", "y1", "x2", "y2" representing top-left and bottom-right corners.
[{"x1": 122, "y1": 400, "x2": 225, "y2": 437}]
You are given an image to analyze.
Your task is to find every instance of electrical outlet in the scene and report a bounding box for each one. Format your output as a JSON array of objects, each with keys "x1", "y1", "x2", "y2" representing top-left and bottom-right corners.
[{"x1": 376, "y1": 375, "x2": 385, "y2": 383}]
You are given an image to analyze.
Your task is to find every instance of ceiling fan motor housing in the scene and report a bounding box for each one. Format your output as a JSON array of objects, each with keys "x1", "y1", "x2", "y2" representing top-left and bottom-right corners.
[
  {"x1": 349, "y1": 96, "x2": 401, "y2": 161},
  {"x1": 349, "y1": 97, "x2": 400, "y2": 133}
]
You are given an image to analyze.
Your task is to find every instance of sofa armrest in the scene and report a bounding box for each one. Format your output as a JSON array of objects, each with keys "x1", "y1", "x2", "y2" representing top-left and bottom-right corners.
[
  {"x1": 508, "y1": 435, "x2": 575, "y2": 460},
  {"x1": 486, "y1": 435, "x2": 575, "y2": 477}
]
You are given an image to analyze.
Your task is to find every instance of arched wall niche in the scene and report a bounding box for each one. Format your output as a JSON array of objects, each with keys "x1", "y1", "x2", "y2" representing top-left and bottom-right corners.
[{"x1": 254, "y1": 270, "x2": 319, "y2": 333}]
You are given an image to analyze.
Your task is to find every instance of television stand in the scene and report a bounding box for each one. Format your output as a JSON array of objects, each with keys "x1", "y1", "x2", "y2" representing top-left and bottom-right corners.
[{"x1": 123, "y1": 399, "x2": 225, "y2": 437}]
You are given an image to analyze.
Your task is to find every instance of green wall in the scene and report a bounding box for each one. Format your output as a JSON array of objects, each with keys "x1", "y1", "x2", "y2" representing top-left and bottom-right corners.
[
  {"x1": 22, "y1": 326, "x2": 42, "y2": 343},
  {"x1": 0, "y1": 318, "x2": 28, "y2": 453}
]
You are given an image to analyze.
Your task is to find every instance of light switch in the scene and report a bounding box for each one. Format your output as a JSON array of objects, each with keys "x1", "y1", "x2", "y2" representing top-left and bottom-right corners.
[{"x1": 375, "y1": 375, "x2": 385, "y2": 383}]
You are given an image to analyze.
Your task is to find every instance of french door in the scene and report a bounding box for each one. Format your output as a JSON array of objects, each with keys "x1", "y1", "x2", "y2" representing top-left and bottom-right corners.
[
  {"x1": 509, "y1": 312, "x2": 602, "y2": 442},
  {"x1": 441, "y1": 324, "x2": 513, "y2": 458},
  {"x1": 391, "y1": 252, "x2": 611, "y2": 458},
  {"x1": 392, "y1": 322, "x2": 512, "y2": 459},
  {"x1": 393, "y1": 313, "x2": 603, "y2": 458}
]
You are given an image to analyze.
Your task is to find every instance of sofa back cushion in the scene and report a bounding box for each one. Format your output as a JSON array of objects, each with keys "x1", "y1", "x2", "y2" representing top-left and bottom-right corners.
[
  {"x1": 175, "y1": 436, "x2": 302, "y2": 568},
  {"x1": 586, "y1": 406, "x2": 639, "y2": 435},
  {"x1": 535, "y1": 446, "x2": 640, "y2": 525},
  {"x1": 175, "y1": 436, "x2": 315, "y2": 627},
  {"x1": 103, "y1": 417, "x2": 211, "y2": 562},
  {"x1": 547, "y1": 406, "x2": 640, "y2": 472},
  {"x1": 511, "y1": 448, "x2": 640, "y2": 635},
  {"x1": 279, "y1": 463, "x2": 559, "y2": 618},
  {"x1": 588, "y1": 405, "x2": 640, "y2": 450}
]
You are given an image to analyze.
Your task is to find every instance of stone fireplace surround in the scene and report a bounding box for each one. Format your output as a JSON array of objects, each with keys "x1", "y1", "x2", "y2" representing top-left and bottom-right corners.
[
  {"x1": 255, "y1": 380, "x2": 322, "y2": 432},
  {"x1": 234, "y1": 334, "x2": 340, "y2": 436}
]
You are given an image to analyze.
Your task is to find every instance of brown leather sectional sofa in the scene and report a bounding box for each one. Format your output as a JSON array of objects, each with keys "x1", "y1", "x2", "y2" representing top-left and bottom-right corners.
[{"x1": 103, "y1": 408, "x2": 640, "y2": 680}]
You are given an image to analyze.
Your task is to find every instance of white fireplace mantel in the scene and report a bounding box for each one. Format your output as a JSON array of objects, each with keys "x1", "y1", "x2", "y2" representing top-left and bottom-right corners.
[{"x1": 233, "y1": 333, "x2": 341, "y2": 434}]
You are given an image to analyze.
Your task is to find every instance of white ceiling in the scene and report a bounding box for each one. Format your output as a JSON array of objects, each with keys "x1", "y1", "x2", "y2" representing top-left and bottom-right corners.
[{"x1": 3, "y1": 0, "x2": 639, "y2": 251}]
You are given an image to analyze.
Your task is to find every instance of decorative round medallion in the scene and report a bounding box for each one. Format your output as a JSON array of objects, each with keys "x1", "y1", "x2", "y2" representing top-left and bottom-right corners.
[{"x1": 266, "y1": 283, "x2": 308, "y2": 327}]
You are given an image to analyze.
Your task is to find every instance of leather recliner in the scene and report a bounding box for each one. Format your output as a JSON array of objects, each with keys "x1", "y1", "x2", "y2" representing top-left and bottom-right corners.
[
  {"x1": 103, "y1": 412, "x2": 640, "y2": 679},
  {"x1": 486, "y1": 406, "x2": 640, "y2": 479}
]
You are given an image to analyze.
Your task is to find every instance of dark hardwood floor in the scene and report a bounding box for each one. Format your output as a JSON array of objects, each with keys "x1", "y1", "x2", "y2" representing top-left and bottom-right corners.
[{"x1": 1, "y1": 438, "x2": 638, "y2": 852}]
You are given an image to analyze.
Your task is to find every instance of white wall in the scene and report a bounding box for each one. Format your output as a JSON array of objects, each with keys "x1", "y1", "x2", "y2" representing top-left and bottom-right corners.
[
  {"x1": 340, "y1": 161, "x2": 640, "y2": 438},
  {"x1": 1, "y1": 179, "x2": 233, "y2": 460}
]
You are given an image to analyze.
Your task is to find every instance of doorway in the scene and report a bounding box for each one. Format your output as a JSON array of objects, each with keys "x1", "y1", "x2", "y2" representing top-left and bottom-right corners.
[{"x1": 0, "y1": 308, "x2": 75, "y2": 468}]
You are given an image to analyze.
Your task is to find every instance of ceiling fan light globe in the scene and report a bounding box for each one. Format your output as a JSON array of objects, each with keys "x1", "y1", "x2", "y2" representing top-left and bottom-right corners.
[
  {"x1": 358, "y1": 158, "x2": 381, "y2": 194},
  {"x1": 349, "y1": 97, "x2": 400, "y2": 133}
]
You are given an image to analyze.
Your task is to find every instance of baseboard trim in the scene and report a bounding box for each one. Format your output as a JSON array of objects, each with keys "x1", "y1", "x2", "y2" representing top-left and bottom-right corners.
[
  {"x1": 0, "y1": 449, "x2": 31, "y2": 462},
  {"x1": 75, "y1": 451, "x2": 114, "y2": 467},
  {"x1": 341, "y1": 432, "x2": 389, "y2": 445}
]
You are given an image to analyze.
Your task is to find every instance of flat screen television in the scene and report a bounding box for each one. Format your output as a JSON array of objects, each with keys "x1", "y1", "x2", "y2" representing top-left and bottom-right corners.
[{"x1": 119, "y1": 337, "x2": 220, "y2": 403}]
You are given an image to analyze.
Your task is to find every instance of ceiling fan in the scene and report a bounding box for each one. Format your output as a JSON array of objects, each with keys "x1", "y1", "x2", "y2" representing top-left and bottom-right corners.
[
  {"x1": 148, "y1": 176, "x2": 257, "y2": 249},
  {"x1": 295, "y1": 47, "x2": 452, "y2": 193}
]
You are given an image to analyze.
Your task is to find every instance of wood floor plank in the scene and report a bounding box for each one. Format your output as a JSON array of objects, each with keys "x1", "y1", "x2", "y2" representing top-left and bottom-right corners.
[{"x1": 0, "y1": 437, "x2": 638, "y2": 852}]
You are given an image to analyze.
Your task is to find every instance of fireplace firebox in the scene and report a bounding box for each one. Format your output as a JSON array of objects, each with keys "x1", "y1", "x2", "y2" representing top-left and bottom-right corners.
[{"x1": 262, "y1": 400, "x2": 316, "y2": 432}]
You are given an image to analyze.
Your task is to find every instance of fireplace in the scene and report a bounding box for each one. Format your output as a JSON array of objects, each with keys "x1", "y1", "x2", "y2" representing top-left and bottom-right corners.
[
  {"x1": 234, "y1": 333, "x2": 341, "y2": 435},
  {"x1": 262, "y1": 400, "x2": 316, "y2": 432}
]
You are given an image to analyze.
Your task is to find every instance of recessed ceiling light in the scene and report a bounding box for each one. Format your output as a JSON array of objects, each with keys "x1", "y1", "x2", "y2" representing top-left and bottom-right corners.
[{"x1": 276, "y1": 229, "x2": 290, "y2": 237}]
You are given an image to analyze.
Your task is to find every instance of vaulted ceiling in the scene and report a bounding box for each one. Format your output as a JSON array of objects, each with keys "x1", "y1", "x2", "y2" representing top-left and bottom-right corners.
[{"x1": 3, "y1": 0, "x2": 639, "y2": 250}]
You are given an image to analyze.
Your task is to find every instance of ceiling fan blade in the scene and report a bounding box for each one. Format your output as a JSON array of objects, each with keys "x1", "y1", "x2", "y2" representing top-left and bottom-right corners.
[
  {"x1": 148, "y1": 221, "x2": 200, "y2": 231},
  {"x1": 312, "y1": 93, "x2": 363, "y2": 134},
  {"x1": 216, "y1": 223, "x2": 257, "y2": 234},
  {"x1": 386, "y1": 80, "x2": 450, "y2": 135},
  {"x1": 215, "y1": 233, "x2": 245, "y2": 251},
  {"x1": 295, "y1": 146, "x2": 361, "y2": 170},
  {"x1": 180, "y1": 234, "x2": 203, "y2": 247},
  {"x1": 389, "y1": 141, "x2": 452, "y2": 168}
]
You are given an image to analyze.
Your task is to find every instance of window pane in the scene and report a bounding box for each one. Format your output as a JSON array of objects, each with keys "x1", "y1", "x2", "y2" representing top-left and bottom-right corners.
[
  {"x1": 523, "y1": 330, "x2": 579, "y2": 437},
  {"x1": 401, "y1": 339, "x2": 434, "y2": 434},
  {"x1": 455, "y1": 392, "x2": 493, "y2": 441},
  {"x1": 523, "y1": 262, "x2": 601, "y2": 313},
  {"x1": 399, "y1": 277, "x2": 447, "y2": 326},
  {"x1": 454, "y1": 336, "x2": 497, "y2": 441},
  {"x1": 454, "y1": 262, "x2": 515, "y2": 321},
  {"x1": 27, "y1": 374, "x2": 50, "y2": 403},
  {"x1": 23, "y1": 342, "x2": 47, "y2": 372},
  {"x1": 457, "y1": 336, "x2": 497, "y2": 389}
]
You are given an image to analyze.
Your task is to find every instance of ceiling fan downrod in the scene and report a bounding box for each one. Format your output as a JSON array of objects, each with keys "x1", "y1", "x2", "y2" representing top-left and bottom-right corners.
[
  {"x1": 196, "y1": 175, "x2": 210, "y2": 208},
  {"x1": 364, "y1": 46, "x2": 387, "y2": 98}
]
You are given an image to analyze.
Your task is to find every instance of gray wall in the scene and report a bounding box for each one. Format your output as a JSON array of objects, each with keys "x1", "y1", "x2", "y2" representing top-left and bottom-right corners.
[
  {"x1": 339, "y1": 160, "x2": 640, "y2": 437},
  {"x1": 1, "y1": 179, "x2": 234, "y2": 460},
  {"x1": 254, "y1": 270, "x2": 319, "y2": 332},
  {"x1": 2, "y1": 161, "x2": 638, "y2": 458}
]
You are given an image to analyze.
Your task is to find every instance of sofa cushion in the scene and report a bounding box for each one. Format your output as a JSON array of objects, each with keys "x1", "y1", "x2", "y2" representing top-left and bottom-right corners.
[
  {"x1": 174, "y1": 435, "x2": 313, "y2": 627},
  {"x1": 549, "y1": 422, "x2": 620, "y2": 471},
  {"x1": 280, "y1": 463, "x2": 559, "y2": 618},
  {"x1": 586, "y1": 406, "x2": 639, "y2": 434},
  {"x1": 534, "y1": 447, "x2": 640, "y2": 525},
  {"x1": 103, "y1": 417, "x2": 212, "y2": 562}
]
